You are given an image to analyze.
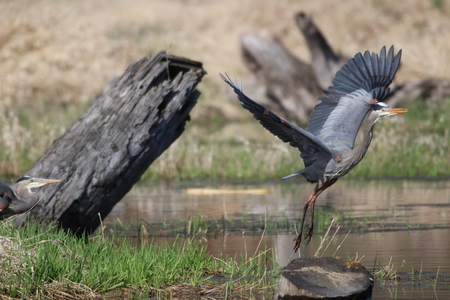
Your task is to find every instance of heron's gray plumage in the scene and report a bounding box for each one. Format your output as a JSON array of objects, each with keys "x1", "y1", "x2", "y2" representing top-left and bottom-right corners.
[
  {"x1": 221, "y1": 45, "x2": 406, "y2": 251},
  {"x1": 328, "y1": 46, "x2": 400, "y2": 96},
  {"x1": 0, "y1": 176, "x2": 61, "y2": 220},
  {"x1": 307, "y1": 46, "x2": 401, "y2": 151},
  {"x1": 222, "y1": 47, "x2": 402, "y2": 184},
  {"x1": 219, "y1": 78, "x2": 333, "y2": 164}
]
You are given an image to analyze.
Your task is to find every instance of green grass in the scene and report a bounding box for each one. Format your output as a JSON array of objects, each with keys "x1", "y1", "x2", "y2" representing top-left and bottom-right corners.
[
  {"x1": 1, "y1": 78, "x2": 449, "y2": 181},
  {"x1": 374, "y1": 256, "x2": 404, "y2": 283},
  {"x1": 127, "y1": 207, "x2": 341, "y2": 239},
  {"x1": 0, "y1": 101, "x2": 88, "y2": 178},
  {"x1": 410, "y1": 260, "x2": 424, "y2": 282},
  {"x1": 0, "y1": 221, "x2": 278, "y2": 299},
  {"x1": 143, "y1": 96, "x2": 450, "y2": 180},
  {"x1": 142, "y1": 136, "x2": 299, "y2": 180},
  {"x1": 348, "y1": 98, "x2": 450, "y2": 179}
]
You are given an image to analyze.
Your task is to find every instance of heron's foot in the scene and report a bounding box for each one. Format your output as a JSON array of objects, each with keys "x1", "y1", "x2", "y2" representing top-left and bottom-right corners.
[
  {"x1": 293, "y1": 232, "x2": 303, "y2": 252},
  {"x1": 304, "y1": 224, "x2": 314, "y2": 244}
]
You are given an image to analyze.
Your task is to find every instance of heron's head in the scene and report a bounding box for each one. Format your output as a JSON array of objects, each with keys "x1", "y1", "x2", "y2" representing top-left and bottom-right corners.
[
  {"x1": 371, "y1": 102, "x2": 407, "y2": 119},
  {"x1": 0, "y1": 177, "x2": 61, "y2": 217},
  {"x1": 15, "y1": 176, "x2": 61, "y2": 192}
]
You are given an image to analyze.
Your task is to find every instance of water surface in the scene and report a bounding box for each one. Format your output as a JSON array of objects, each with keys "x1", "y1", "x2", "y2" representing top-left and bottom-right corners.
[{"x1": 104, "y1": 179, "x2": 450, "y2": 299}]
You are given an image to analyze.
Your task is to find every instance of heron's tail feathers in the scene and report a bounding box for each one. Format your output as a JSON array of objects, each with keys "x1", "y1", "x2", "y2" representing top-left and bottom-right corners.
[{"x1": 281, "y1": 170, "x2": 304, "y2": 180}]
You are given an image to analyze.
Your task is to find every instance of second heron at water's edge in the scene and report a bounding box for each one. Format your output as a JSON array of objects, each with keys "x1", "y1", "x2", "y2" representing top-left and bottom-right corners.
[{"x1": 0, "y1": 176, "x2": 61, "y2": 220}]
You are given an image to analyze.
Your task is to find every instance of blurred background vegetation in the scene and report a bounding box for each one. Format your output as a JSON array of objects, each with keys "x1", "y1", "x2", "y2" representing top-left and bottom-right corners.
[{"x1": 0, "y1": 0, "x2": 449, "y2": 180}]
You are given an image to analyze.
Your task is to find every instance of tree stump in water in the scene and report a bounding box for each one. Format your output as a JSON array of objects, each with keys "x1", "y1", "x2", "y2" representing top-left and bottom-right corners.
[
  {"x1": 16, "y1": 51, "x2": 206, "y2": 234},
  {"x1": 277, "y1": 257, "x2": 373, "y2": 300}
]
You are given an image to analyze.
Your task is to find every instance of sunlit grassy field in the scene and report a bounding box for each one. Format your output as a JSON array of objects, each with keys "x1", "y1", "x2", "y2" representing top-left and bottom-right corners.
[{"x1": 0, "y1": 0, "x2": 449, "y2": 179}]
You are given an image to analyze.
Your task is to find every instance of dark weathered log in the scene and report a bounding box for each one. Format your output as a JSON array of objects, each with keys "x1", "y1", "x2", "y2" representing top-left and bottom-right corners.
[
  {"x1": 295, "y1": 12, "x2": 348, "y2": 90},
  {"x1": 238, "y1": 12, "x2": 450, "y2": 125},
  {"x1": 240, "y1": 33, "x2": 321, "y2": 123},
  {"x1": 277, "y1": 257, "x2": 373, "y2": 300},
  {"x1": 16, "y1": 51, "x2": 205, "y2": 234}
]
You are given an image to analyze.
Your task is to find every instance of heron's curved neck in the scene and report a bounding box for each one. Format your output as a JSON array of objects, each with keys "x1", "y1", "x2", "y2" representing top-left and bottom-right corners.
[
  {"x1": 14, "y1": 185, "x2": 38, "y2": 204},
  {"x1": 350, "y1": 112, "x2": 378, "y2": 163}
]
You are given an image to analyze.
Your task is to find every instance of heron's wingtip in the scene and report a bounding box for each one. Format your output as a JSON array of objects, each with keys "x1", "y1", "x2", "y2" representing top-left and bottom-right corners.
[{"x1": 281, "y1": 171, "x2": 303, "y2": 180}]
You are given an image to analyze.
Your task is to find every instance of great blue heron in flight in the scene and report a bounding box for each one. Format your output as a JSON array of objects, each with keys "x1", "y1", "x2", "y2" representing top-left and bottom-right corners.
[
  {"x1": 0, "y1": 176, "x2": 61, "y2": 220},
  {"x1": 221, "y1": 46, "x2": 407, "y2": 252}
]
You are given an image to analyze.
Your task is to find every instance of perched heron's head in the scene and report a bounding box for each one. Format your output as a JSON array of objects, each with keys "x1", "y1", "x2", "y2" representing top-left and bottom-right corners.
[
  {"x1": 0, "y1": 176, "x2": 61, "y2": 218},
  {"x1": 371, "y1": 102, "x2": 407, "y2": 119},
  {"x1": 15, "y1": 176, "x2": 61, "y2": 191}
]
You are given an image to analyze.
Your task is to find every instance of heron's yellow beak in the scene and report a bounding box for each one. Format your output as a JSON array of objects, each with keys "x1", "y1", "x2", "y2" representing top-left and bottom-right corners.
[
  {"x1": 39, "y1": 179, "x2": 61, "y2": 184},
  {"x1": 25, "y1": 178, "x2": 61, "y2": 189},
  {"x1": 387, "y1": 108, "x2": 408, "y2": 114}
]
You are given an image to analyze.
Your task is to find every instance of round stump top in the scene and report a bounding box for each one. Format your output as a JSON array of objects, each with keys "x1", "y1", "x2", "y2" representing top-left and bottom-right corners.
[{"x1": 278, "y1": 257, "x2": 373, "y2": 299}]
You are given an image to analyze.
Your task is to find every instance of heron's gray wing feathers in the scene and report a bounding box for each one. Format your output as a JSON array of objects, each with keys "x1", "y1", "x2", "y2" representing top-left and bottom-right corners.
[
  {"x1": 328, "y1": 46, "x2": 401, "y2": 98},
  {"x1": 306, "y1": 46, "x2": 401, "y2": 150},
  {"x1": 313, "y1": 90, "x2": 373, "y2": 150},
  {"x1": 305, "y1": 91, "x2": 340, "y2": 137},
  {"x1": 220, "y1": 74, "x2": 332, "y2": 167}
]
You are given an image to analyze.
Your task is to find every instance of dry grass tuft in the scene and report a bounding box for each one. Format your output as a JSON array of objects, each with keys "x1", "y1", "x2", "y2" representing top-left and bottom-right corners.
[
  {"x1": 0, "y1": 222, "x2": 98, "y2": 300},
  {"x1": 34, "y1": 280, "x2": 98, "y2": 300}
]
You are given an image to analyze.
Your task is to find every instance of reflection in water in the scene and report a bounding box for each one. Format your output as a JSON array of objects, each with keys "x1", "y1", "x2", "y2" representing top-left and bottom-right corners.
[{"x1": 104, "y1": 179, "x2": 450, "y2": 298}]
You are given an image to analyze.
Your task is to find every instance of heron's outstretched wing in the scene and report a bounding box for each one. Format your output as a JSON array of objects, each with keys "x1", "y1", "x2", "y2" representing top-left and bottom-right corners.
[
  {"x1": 220, "y1": 74, "x2": 332, "y2": 165},
  {"x1": 306, "y1": 46, "x2": 402, "y2": 150}
]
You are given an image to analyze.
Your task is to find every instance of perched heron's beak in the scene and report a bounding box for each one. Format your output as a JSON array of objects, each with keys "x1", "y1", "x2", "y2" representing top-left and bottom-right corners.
[
  {"x1": 387, "y1": 108, "x2": 408, "y2": 114},
  {"x1": 27, "y1": 178, "x2": 62, "y2": 189},
  {"x1": 35, "y1": 178, "x2": 62, "y2": 184}
]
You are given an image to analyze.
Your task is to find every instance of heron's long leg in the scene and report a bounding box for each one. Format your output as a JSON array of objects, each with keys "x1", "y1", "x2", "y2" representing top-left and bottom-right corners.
[
  {"x1": 304, "y1": 178, "x2": 337, "y2": 243},
  {"x1": 304, "y1": 197, "x2": 317, "y2": 243},
  {"x1": 293, "y1": 186, "x2": 317, "y2": 252},
  {"x1": 293, "y1": 178, "x2": 338, "y2": 252}
]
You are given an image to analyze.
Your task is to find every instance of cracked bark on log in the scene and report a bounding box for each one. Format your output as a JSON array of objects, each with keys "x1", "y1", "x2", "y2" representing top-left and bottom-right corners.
[{"x1": 16, "y1": 51, "x2": 205, "y2": 234}]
